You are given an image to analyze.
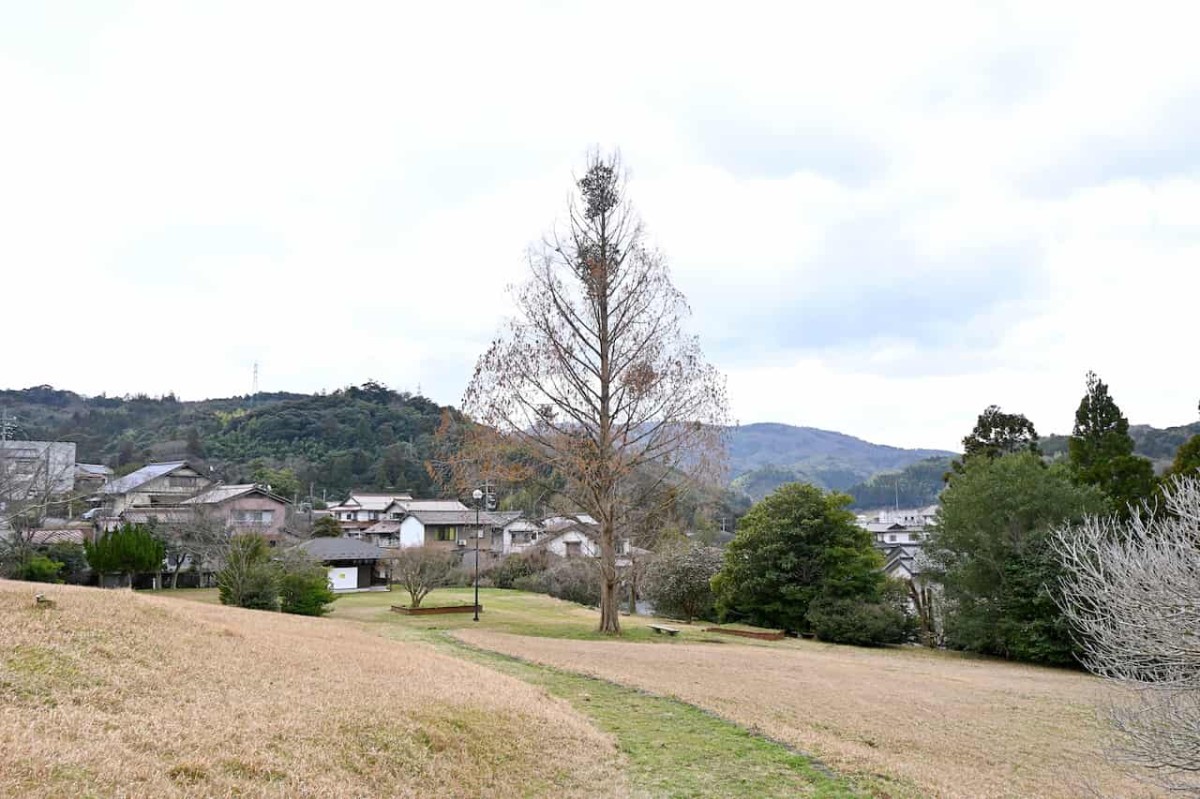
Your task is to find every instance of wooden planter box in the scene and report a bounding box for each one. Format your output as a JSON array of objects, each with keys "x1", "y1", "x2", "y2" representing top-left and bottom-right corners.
[
  {"x1": 391, "y1": 604, "x2": 482, "y2": 616},
  {"x1": 703, "y1": 626, "x2": 786, "y2": 641}
]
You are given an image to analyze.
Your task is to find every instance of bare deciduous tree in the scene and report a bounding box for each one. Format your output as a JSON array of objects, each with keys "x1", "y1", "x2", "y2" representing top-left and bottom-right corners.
[
  {"x1": 1054, "y1": 476, "x2": 1200, "y2": 794},
  {"x1": 463, "y1": 151, "x2": 729, "y2": 633},
  {"x1": 391, "y1": 546, "x2": 459, "y2": 609},
  {"x1": 160, "y1": 506, "x2": 230, "y2": 589}
]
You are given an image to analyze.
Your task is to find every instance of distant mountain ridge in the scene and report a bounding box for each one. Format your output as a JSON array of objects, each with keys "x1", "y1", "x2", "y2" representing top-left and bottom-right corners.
[{"x1": 726, "y1": 422, "x2": 955, "y2": 500}]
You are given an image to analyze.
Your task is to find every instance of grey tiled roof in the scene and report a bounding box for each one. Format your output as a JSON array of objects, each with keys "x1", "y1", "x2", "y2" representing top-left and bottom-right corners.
[
  {"x1": 405, "y1": 509, "x2": 508, "y2": 526},
  {"x1": 296, "y1": 537, "x2": 387, "y2": 561},
  {"x1": 99, "y1": 461, "x2": 191, "y2": 495},
  {"x1": 181, "y1": 484, "x2": 291, "y2": 506}
]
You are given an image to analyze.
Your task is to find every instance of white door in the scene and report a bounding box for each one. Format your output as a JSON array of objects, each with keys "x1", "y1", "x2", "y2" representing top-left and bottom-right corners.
[{"x1": 328, "y1": 566, "x2": 358, "y2": 591}]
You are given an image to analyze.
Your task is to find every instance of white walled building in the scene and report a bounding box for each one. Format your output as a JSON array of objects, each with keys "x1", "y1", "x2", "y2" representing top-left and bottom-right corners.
[{"x1": 0, "y1": 440, "x2": 77, "y2": 499}]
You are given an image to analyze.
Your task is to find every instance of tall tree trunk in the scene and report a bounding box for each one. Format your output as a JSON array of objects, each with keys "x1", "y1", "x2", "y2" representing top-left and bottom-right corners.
[{"x1": 598, "y1": 517, "x2": 621, "y2": 633}]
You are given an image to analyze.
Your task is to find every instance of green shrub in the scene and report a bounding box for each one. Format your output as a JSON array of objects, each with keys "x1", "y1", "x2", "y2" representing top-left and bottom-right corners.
[
  {"x1": 218, "y1": 535, "x2": 278, "y2": 610},
  {"x1": 492, "y1": 549, "x2": 550, "y2": 589},
  {"x1": 445, "y1": 565, "x2": 477, "y2": 588},
  {"x1": 514, "y1": 557, "x2": 600, "y2": 607},
  {"x1": 806, "y1": 597, "x2": 910, "y2": 646},
  {"x1": 44, "y1": 543, "x2": 89, "y2": 584},
  {"x1": 310, "y1": 516, "x2": 343, "y2": 538},
  {"x1": 18, "y1": 554, "x2": 65, "y2": 583},
  {"x1": 278, "y1": 556, "x2": 337, "y2": 616},
  {"x1": 643, "y1": 543, "x2": 723, "y2": 622}
]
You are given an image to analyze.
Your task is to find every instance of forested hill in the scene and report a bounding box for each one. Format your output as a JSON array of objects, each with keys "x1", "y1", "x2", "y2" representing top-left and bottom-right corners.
[
  {"x1": 728, "y1": 423, "x2": 955, "y2": 501},
  {"x1": 23, "y1": 385, "x2": 1192, "y2": 513},
  {"x1": 0, "y1": 383, "x2": 450, "y2": 498}
]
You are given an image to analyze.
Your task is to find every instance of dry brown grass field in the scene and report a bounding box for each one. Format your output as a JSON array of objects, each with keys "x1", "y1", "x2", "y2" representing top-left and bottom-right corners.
[
  {"x1": 0, "y1": 580, "x2": 621, "y2": 798},
  {"x1": 457, "y1": 629, "x2": 1162, "y2": 799}
]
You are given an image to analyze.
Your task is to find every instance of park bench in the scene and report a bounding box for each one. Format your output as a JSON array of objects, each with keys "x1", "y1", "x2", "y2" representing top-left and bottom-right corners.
[{"x1": 649, "y1": 624, "x2": 680, "y2": 636}]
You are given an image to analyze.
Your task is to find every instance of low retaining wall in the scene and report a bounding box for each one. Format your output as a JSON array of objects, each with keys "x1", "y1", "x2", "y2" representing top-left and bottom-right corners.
[
  {"x1": 703, "y1": 626, "x2": 786, "y2": 641},
  {"x1": 391, "y1": 604, "x2": 482, "y2": 616}
]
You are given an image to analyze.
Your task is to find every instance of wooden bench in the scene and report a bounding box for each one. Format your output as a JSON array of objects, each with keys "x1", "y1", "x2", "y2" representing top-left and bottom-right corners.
[{"x1": 649, "y1": 624, "x2": 680, "y2": 636}]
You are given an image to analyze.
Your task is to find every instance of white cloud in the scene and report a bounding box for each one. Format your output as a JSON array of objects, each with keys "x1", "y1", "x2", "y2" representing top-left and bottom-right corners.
[{"x1": 1, "y1": 1, "x2": 1198, "y2": 450}]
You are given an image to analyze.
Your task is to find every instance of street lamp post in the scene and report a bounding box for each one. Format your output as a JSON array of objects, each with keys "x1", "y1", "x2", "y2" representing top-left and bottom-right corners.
[{"x1": 472, "y1": 487, "x2": 483, "y2": 622}]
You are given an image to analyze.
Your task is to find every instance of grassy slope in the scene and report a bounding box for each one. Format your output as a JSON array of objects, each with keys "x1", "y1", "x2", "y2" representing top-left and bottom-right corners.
[
  {"x1": 112, "y1": 586, "x2": 1164, "y2": 797},
  {"x1": 453, "y1": 628, "x2": 1161, "y2": 799},
  {"x1": 0, "y1": 581, "x2": 621, "y2": 799},
  {"x1": 339, "y1": 588, "x2": 1158, "y2": 798},
  {"x1": 158, "y1": 587, "x2": 868, "y2": 797}
]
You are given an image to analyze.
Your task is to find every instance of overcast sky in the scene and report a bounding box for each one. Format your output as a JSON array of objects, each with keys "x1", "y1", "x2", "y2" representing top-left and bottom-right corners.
[{"x1": 2, "y1": 3, "x2": 1197, "y2": 450}]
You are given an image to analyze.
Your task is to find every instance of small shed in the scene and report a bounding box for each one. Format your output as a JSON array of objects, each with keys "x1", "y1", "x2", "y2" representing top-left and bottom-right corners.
[{"x1": 295, "y1": 537, "x2": 389, "y2": 592}]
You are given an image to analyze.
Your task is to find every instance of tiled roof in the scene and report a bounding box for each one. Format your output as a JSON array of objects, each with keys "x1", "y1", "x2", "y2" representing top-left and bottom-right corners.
[
  {"x1": 542, "y1": 514, "x2": 598, "y2": 532},
  {"x1": 363, "y1": 520, "x2": 403, "y2": 534},
  {"x1": 330, "y1": 492, "x2": 413, "y2": 512},
  {"x1": 25, "y1": 527, "x2": 89, "y2": 545},
  {"x1": 99, "y1": 461, "x2": 192, "y2": 495},
  {"x1": 405, "y1": 509, "x2": 508, "y2": 526},
  {"x1": 389, "y1": 499, "x2": 470, "y2": 513},
  {"x1": 181, "y1": 484, "x2": 291, "y2": 506},
  {"x1": 296, "y1": 537, "x2": 387, "y2": 561}
]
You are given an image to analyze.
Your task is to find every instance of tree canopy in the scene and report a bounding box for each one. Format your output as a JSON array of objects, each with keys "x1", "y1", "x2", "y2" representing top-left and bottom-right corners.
[
  {"x1": 1068, "y1": 371, "x2": 1155, "y2": 514},
  {"x1": 927, "y1": 452, "x2": 1105, "y2": 664},
  {"x1": 958, "y1": 404, "x2": 1041, "y2": 466},
  {"x1": 711, "y1": 483, "x2": 888, "y2": 635},
  {"x1": 84, "y1": 524, "x2": 165, "y2": 587}
]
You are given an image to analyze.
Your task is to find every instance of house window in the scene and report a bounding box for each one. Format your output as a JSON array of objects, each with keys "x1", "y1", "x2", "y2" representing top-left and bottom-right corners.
[
  {"x1": 887, "y1": 534, "x2": 896, "y2": 542},
  {"x1": 233, "y1": 510, "x2": 275, "y2": 526},
  {"x1": 565, "y1": 541, "x2": 582, "y2": 557},
  {"x1": 436, "y1": 526, "x2": 457, "y2": 542},
  {"x1": 391, "y1": 512, "x2": 402, "y2": 520},
  {"x1": 342, "y1": 513, "x2": 353, "y2": 521},
  {"x1": 169, "y1": 476, "x2": 199, "y2": 488}
]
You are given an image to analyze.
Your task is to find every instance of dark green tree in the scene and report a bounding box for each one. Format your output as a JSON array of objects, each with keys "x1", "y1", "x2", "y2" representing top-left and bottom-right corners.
[
  {"x1": 185, "y1": 427, "x2": 205, "y2": 458},
  {"x1": 84, "y1": 523, "x2": 166, "y2": 588},
  {"x1": 1068, "y1": 371, "x2": 1156, "y2": 514},
  {"x1": 277, "y1": 552, "x2": 337, "y2": 616},
  {"x1": 643, "y1": 542, "x2": 723, "y2": 622},
  {"x1": 954, "y1": 405, "x2": 1041, "y2": 472},
  {"x1": 711, "y1": 483, "x2": 896, "y2": 639},
  {"x1": 310, "y1": 515, "x2": 343, "y2": 538},
  {"x1": 1162, "y1": 434, "x2": 1200, "y2": 482},
  {"x1": 927, "y1": 452, "x2": 1105, "y2": 664}
]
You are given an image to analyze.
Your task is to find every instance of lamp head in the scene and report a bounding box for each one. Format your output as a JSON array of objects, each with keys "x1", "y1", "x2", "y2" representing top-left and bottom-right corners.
[{"x1": 472, "y1": 488, "x2": 484, "y2": 501}]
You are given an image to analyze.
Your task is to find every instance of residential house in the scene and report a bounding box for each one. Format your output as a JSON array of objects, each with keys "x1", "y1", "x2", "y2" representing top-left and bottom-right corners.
[
  {"x1": 533, "y1": 516, "x2": 643, "y2": 566},
  {"x1": 73, "y1": 463, "x2": 113, "y2": 493},
  {"x1": 857, "y1": 506, "x2": 938, "y2": 602},
  {"x1": 496, "y1": 514, "x2": 538, "y2": 555},
  {"x1": 180, "y1": 484, "x2": 293, "y2": 542},
  {"x1": 396, "y1": 508, "x2": 497, "y2": 561},
  {"x1": 95, "y1": 461, "x2": 214, "y2": 523},
  {"x1": 295, "y1": 536, "x2": 391, "y2": 592},
  {"x1": 0, "y1": 440, "x2": 77, "y2": 507},
  {"x1": 326, "y1": 491, "x2": 413, "y2": 533},
  {"x1": 356, "y1": 499, "x2": 471, "y2": 547}
]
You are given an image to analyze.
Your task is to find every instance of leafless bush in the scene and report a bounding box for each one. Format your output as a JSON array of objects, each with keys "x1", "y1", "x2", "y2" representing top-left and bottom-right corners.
[{"x1": 1053, "y1": 475, "x2": 1200, "y2": 793}]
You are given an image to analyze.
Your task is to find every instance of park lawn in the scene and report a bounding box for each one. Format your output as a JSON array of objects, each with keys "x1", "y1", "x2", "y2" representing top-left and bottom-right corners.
[
  {"x1": 0, "y1": 580, "x2": 619, "y2": 799},
  {"x1": 457, "y1": 629, "x2": 1164, "y2": 799},
  {"x1": 330, "y1": 586, "x2": 789, "y2": 645},
  {"x1": 152, "y1": 586, "x2": 869, "y2": 797}
]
